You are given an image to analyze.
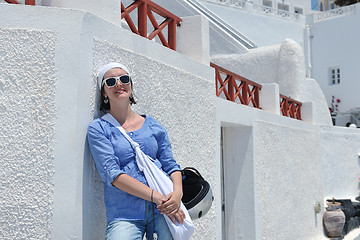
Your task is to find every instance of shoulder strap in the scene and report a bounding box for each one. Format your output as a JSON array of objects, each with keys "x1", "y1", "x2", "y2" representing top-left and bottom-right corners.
[{"x1": 101, "y1": 113, "x2": 138, "y2": 148}]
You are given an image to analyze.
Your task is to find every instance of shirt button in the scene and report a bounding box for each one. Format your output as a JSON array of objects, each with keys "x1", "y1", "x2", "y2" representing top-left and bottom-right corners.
[
  {"x1": 130, "y1": 132, "x2": 133, "y2": 135},
  {"x1": 104, "y1": 166, "x2": 107, "y2": 170}
]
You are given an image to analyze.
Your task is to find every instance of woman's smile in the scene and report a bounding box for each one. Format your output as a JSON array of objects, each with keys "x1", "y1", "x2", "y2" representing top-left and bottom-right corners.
[{"x1": 115, "y1": 88, "x2": 126, "y2": 94}]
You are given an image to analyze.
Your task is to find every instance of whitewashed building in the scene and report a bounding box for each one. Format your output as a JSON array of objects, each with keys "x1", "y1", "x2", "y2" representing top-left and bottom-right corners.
[
  {"x1": 0, "y1": 0, "x2": 360, "y2": 240},
  {"x1": 187, "y1": 0, "x2": 360, "y2": 126}
]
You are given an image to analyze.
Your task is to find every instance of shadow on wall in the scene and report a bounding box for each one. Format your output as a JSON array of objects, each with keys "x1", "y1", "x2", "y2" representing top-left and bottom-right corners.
[
  {"x1": 82, "y1": 78, "x2": 107, "y2": 240},
  {"x1": 83, "y1": 138, "x2": 107, "y2": 239}
]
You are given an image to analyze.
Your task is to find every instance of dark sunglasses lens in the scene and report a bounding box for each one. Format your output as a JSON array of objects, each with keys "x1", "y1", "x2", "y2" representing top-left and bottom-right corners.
[
  {"x1": 120, "y1": 75, "x2": 130, "y2": 84},
  {"x1": 105, "y1": 78, "x2": 117, "y2": 87}
]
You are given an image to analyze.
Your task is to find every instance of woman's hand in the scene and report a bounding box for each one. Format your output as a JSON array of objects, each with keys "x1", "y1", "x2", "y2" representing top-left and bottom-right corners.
[
  {"x1": 157, "y1": 191, "x2": 182, "y2": 215},
  {"x1": 157, "y1": 170, "x2": 185, "y2": 223},
  {"x1": 167, "y1": 208, "x2": 186, "y2": 224}
]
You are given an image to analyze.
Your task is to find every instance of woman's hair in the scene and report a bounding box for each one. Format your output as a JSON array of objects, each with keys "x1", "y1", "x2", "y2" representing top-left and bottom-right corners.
[{"x1": 100, "y1": 82, "x2": 136, "y2": 112}]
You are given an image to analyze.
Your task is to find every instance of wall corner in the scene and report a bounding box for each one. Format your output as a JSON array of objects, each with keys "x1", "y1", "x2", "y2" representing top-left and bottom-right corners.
[
  {"x1": 177, "y1": 15, "x2": 210, "y2": 65},
  {"x1": 301, "y1": 101, "x2": 314, "y2": 123},
  {"x1": 260, "y1": 83, "x2": 280, "y2": 115}
]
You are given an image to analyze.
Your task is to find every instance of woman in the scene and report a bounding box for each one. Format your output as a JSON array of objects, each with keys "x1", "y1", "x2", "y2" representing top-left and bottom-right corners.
[{"x1": 87, "y1": 62, "x2": 185, "y2": 239}]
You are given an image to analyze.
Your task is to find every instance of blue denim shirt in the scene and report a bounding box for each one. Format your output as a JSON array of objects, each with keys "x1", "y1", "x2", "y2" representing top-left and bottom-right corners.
[{"x1": 87, "y1": 115, "x2": 181, "y2": 223}]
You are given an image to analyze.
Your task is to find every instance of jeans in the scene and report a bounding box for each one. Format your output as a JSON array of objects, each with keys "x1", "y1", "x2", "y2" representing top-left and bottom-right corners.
[{"x1": 106, "y1": 202, "x2": 173, "y2": 240}]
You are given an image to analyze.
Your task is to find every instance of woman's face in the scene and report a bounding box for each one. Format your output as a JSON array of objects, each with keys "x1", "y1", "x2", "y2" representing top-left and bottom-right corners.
[{"x1": 102, "y1": 68, "x2": 132, "y2": 104}]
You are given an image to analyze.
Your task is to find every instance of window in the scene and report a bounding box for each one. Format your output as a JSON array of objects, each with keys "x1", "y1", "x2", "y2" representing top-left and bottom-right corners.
[
  {"x1": 262, "y1": 0, "x2": 272, "y2": 7},
  {"x1": 294, "y1": 7, "x2": 303, "y2": 14},
  {"x1": 329, "y1": 67, "x2": 341, "y2": 85},
  {"x1": 277, "y1": 3, "x2": 289, "y2": 17},
  {"x1": 278, "y1": 3, "x2": 289, "y2": 11}
]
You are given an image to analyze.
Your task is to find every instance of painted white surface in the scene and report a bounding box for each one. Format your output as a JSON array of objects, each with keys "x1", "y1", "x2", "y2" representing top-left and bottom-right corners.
[
  {"x1": 302, "y1": 101, "x2": 315, "y2": 123},
  {"x1": 222, "y1": 125, "x2": 256, "y2": 239},
  {"x1": 177, "y1": 15, "x2": 210, "y2": 64},
  {"x1": 184, "y1": 0, "x2": 360, "y2": 126},
  {"x1": 321, "y1": 126, "x2": 360, "y2": 200},
  {"x1": 1, "y1": 2, "x2": 360, "y2": 240},
  {"x1": 309, "y1": 3, "x2": 360, "y2": 126},
  {"x1": 212, "y1": 39, "x2": 332, "y2": 126},
  {"x1": 198, "y1": 0, "x2": 306, "y2": 48},
  {"x1": 40, "y1": 0, "x2": 122, "y2": 26},
  {"x1": 213, "y1": 40, "x2": 360, "y2": 239},
  {"x1": 0, "y1": 3, "x2": 216, "y2": 240},
  {"x1": 255, "y1": 119, "x2": 323, "y2": 240},
  {"x1": 260, "y1": 83, "x2": 281, "y2": 115},
  {"x1": 4, "y1": 0, "x2": 359, "y2": 128},
  {"x1": 0, "y1": 27, "x2": 56, "y2": 240},
  {"x1": 216, "y1": 98, "x2": 325, "y2": 240}
]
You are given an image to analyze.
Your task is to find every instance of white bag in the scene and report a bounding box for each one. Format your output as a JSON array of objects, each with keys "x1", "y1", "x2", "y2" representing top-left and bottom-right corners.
[{"x1": 102, "y1": 114, "x2": 194, "y2": 240}]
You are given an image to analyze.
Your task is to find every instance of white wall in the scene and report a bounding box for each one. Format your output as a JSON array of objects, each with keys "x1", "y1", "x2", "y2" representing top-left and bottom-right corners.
[
  {"x1": 321, "y1": 126, "x2": 360, "y2": 200},
  {"x1": 221, "y1": 125, "x2": 256, "y2": 239},
  {"x1": 212, "y1": 39, "x2": 332, "y2": 127},
  {"x1": 309, "y1": 4, "x2": 360, "y2": 125},
  {"x1": 2, "y1": 2, "x2": 360, "y2": 240},
  {"x1": 40, "y1": 0, "x2": 122, "y2": 26},
  {"x1": 216, "y1": 89, "x2": 360, "y2": 240},
  {"x1": 0, "y1": 26, "x2": 56, "y2": 240},
  {"x1": 213, "y1": 39, "x2": 360, "y2": 239},
  {"x1": 0, "y1": 3, "x2": 216, "y2": 240},
  {"x1": 216, "y1": 98, "x2": 326, "y2": 240},
  {"x1": 198, "y1": 0, "x2": 306, "y2": 48}
]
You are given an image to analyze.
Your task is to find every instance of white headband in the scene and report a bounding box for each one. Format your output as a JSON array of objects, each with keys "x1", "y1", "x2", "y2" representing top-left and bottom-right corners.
[{"x1": 97, "y1": 62, "x2": 131, "y2": 89}]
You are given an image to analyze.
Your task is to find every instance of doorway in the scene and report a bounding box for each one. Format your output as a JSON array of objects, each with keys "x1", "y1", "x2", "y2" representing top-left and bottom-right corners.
[{"x1": 221, "y1": 126, "x2": 256, "y2": 239}]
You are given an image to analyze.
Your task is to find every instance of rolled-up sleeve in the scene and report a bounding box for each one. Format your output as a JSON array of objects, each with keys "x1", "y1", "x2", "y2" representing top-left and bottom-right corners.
[{"x1": 87, "y1": 123, "x2": 124, "y2": 187}]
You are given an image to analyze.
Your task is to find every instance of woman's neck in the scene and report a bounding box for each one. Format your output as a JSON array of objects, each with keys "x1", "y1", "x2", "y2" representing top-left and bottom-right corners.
[{"x1": 109, "y1": 102, "x2": 133, "y2": 125}]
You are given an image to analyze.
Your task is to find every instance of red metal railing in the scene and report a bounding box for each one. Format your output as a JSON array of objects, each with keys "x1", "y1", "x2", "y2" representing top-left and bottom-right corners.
[
  {"x1": 280, "y1": 94, "x2": 302, "y2": 120},
  {"x1": 211, "y1": 62, "x2": 262, "y2": 109},
  {"x1": 4, "y1": 0, "x2": 35, "y2": 5},
  {"x1": 121, "y1": 0, "x2": 182, "y2": 51},
  {"x1": 211, "y1": 62, "x2": 303, "y2": 120}
]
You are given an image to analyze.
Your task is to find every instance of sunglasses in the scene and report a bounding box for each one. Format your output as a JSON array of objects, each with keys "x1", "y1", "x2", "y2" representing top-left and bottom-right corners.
[{"x1": 102, "y1": 75, "x2": 131, "y2": 88}]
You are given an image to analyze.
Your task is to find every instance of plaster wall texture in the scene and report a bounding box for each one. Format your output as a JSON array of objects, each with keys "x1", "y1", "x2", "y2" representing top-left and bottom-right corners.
[
  {"x1": 221, "y1": 125, "x2": 256, "y2": 239},
  {"x1": 212, "y1": 39, "x2": 333, "y2": 126},
  {"x1": 321, "y1": 126, "x2": 360, "y2": 200},
  {"x1": 255, "y1": 120, "x2": 324, "y2": 240},
  {"x1": 310, "y1": 4, "x2": 360, "y2": 121},
  {"x1": 0, "y1": 3, "x2": 216, "y2": 240},
  {"x1": 217, "y1": 97, "x2": 359, "y2": 240},
  {"x1": 0, "y1": 27, "x2": 56, "y2": 240},
  {"x1": 216, "y1": 98, "x2": 325, "y2": 239},
  {"x1": 177, "y1": 15, "x2": 211, "y2": 65},
  {"x1": 2, "y1": 2, "x2": 360, "y2": 240},
  {"x1": 40, "y1": 0, "x2": 122, "y2": 26},
  {"x1": 214, "y1": 37, "x2": 360, "y2": 238}
]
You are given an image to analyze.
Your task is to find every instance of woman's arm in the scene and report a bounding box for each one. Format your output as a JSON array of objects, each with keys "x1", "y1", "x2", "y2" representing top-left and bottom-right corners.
[
  {"x1": 157, "y1": 171, "x2": 185, "y2": 223},
  {"x1": 112, "y1": 173, "x2": 166, "y2": 205},
  {"x1": 150, "y1": 119, "x2": 185, "y2": 223},
  {"x1": 158, "y1": 171, "x2": 183, "y2": 213},
  {"x1": 88, "y1": 122, "x2": 167, "y2": 204}
]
